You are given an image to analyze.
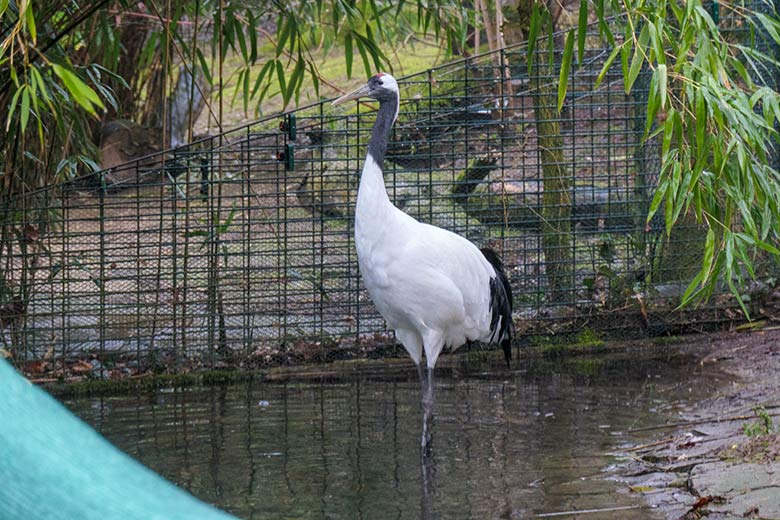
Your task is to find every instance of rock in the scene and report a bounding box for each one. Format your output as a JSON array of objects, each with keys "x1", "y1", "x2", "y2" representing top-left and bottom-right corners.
[
  {"x1": 690, "y1": 461, "x2": 780, "y2": 518},
  {"x1": 97, "y1": 120, "x2": 164, "y2": 187}
]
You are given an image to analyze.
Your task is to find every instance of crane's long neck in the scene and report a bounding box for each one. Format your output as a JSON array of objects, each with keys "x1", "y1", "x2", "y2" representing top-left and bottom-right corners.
[
  {"x1": 357, "y1": 94, "x2": 399, "y2": 212},
  {"x1": 366, "y1": 94, "x2": 398, "y2": 167}
]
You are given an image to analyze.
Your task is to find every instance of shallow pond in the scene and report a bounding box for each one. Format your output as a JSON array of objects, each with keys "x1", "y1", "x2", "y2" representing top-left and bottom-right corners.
[{"x1": 63, "y1": 347, "x2": 728, "y2": 519}]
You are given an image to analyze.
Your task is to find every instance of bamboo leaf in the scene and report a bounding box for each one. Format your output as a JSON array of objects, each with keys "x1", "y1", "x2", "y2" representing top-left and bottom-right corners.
[
  {"x1": 577, "y1": 0, "x2": 588, "y2": 64},
  {"x1": 661, "y1": 108, "x2": 676, "y2": 156},
  {"x1": 309, "y1": 60, "x2": 320, "y2": 97},
  {"x1": 235, "y1": 17, "x2": 248, "y2": 61},
  {"x1": 196, "y1": 49, "x2": 213, "y2": 85},
  {"x1": 647, "y1": 176, "x2": 669, "y2": 221},
  {"x1": 527, "y1": 2, "x2": 542, "y2": 74},
  {"x1": 230, "y1": 68, "x2": 244, "y2": 107},
  {"x1": 354, "y1": 35, "x2": 372, "y2": 78},
  {"x1": 669, "y1": 0, "x2": 684, "y2": 24},
  {"x1": 345, "y1": 32, "x2": 353, "y2": 77},
  {"x1": 664, "y1": 185, "x2": 675, "y2": 236},
  {"x1": 30, "y1": 67, "x2": 54, "y2": 105},
  {"x1": 625, "y1": 25, "x2": 648, "y2": 93},
  {"x1": 223, "y1": 15, "x2": 235, "y2": 54},
  {"x1": 423, "y1": 7, "x2": 433, "y2": 36},
  {"x1": 680, "y1": 268, "x2": 705, "y2": 307},
  {"x1": 24, "y1": 1, "x2": 36, "y2": 42},
  {"x1": 649, "y1": 18, "x2": 666, "y2": 65},
  {"x1": 275, "y1": 59, "x2": 287, "y2": 100},
  {"x1": 369, "y1": 0, "x2": 385, "y2": 39},
  {"x1": 558, "y1": 29, "x2": 575, "y2": 113},
  {"x1": 729, "y1": 277, "x2": 750, "y2": 319},
  {"x1": 594, "y1": 44, "x2": 621, "y2": 89},
  {"x1": 694, "y1": 6, "x2": 719, "y2": 36},
  {"x1": 702, "y1": 228, "x2": 715, "y2": 282},
  {"x1": 756, "y1": 239, "x2": 780, "y2": 256},
  {"x1": 20, "y1": 86, "x2": 30, "y2": 133},
  {"x1": 695, "y1": 91, "x2": 706, "y2": 149},
  {"x1": 51, "y1": 64, "x2": 104, "y2": 114},
  {"x1": 243, "y1": 66, "x2": 250, "y2": 113},
  {"x1": 738, "y1": 199, "x2": 757, "y2": 237},
  {"x1": 657, "y1": 63, "x2": 667, "y2": 108},
  {"x1": 248, "y1": 10, "x2": 258, "y2": 63},
  {"x1": 285, "y1": 58, "x2": 304, "y2": 107},
  {"x1": 355, "y1": 31, "x2": 387, "y2": 71},
  {"x1": 754, "y1": 12, "x2": 780, "y2": 46},
  {"x1": 620, "y1": 22, "x2": 631, "y2": 78},
  {"x1": 276, "y1": 16, "x2": 292, "y2": 57},
  {"x1": 6, "y1": 86, "x2": 22, "y2": 131},
  {"x1": 725, "y1": 233, "x2": 734, "y2": 279},
  {"x1": 645, "y1": 68, "x2": 659, "y2": 136},
  {"x1": 251, "y1": 60, "x2": 274, "y2": 98}
]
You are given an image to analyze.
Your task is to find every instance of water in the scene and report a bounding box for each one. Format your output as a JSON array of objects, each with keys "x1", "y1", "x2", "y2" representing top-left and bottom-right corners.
[{"x1": 63, "y1": 348, "x2": 727, "y2": 519}]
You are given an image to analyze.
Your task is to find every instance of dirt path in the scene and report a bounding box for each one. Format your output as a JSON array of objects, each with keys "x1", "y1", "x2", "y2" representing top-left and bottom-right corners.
[{"x1": 621, "y1": 329, "x2": 780, "y2": 519}]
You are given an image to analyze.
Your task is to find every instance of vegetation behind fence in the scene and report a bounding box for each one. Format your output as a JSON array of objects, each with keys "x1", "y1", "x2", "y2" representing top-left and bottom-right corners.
[{"x1": 2, "y1": 21, "x2": 778, "y2": 374}]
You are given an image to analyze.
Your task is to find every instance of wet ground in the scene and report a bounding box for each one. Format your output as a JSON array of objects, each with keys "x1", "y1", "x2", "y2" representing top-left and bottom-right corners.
[
  {"x1": 59, "y1": 340, "x2": 754, "y2": 519},
  {"x1": 620, "y1": 329, "x2": 780, "y2": 519}
]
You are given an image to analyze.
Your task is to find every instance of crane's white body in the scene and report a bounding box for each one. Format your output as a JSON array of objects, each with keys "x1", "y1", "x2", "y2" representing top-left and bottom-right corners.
[{"x1": 355, "y1": 155, "x2": 500, "y2": 368}]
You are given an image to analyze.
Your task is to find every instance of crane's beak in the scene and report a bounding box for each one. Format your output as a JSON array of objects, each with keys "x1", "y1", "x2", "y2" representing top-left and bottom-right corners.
[{"x1": 331, "y1": 84, "x2": 371, "y2": 106}]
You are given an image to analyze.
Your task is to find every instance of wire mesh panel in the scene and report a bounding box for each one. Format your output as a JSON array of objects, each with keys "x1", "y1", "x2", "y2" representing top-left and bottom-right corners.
[{"x1": 2, "y1": 15, "x2": 778, "y2": 372}]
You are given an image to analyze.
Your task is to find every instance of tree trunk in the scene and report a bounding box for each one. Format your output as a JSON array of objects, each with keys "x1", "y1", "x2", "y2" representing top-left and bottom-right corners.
[
  {"x1": 531, "y1": 43, "x2": 573, "y2": 303},
  {"x1": 533, "y1": 84, "x2": 573, "y2": 301},
  {"x1": 502, "y1": 1, "x2": 574, "y2": 303}
]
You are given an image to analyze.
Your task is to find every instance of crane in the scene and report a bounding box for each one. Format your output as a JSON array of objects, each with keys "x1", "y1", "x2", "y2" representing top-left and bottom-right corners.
[{"x1": 333, "y1": 73, "x2": 513, "y2": 452}]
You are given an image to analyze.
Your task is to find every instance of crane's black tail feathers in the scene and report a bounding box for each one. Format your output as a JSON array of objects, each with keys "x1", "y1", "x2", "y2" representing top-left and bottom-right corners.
[{"x1": 480, "y1": 247, "x2": 514, "y2": 368}]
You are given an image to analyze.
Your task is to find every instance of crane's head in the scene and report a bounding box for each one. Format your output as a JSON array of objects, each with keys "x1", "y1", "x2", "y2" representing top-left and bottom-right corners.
[{"x1": 331, "y1": 73, "x2": 399, "y2": 106}]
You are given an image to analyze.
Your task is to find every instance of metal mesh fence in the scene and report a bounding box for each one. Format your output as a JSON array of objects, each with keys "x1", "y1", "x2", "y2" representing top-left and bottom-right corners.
[{"x1": 2, "y1": 13, "x2": 778, "y2": 372}]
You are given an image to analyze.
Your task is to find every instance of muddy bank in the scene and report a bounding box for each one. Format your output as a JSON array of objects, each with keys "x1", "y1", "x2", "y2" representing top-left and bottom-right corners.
[{"x1": 620, "y1": 329, "x2": 780, "y2": 519}]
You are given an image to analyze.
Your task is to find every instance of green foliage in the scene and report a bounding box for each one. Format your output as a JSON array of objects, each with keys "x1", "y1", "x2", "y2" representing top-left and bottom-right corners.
[
  {"x1": 183, "y1": 204, "x2": 238, "y2": 267},
  {"x1": 194, "y1": 0, "x2": 470, "y2": 111},
  {"x1": 0, "y1": 0, "x2": 473, "y2": 356},
  {"x1": 559, "y1": 0, "x2": 780, "y2": 313},
  {"x1": 558, "y1": 29, "x2": 575, "y2": 111},
  {"x1": 743, "y1": 406, "x2": 777, "y2": 438},
  {"x1": 1, "y1": 2, "x2": 110, "y2": 192}
]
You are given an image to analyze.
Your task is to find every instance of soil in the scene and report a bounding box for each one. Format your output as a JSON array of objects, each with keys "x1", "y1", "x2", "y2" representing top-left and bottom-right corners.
[{"x1": 621, "y1": 328, "x2": 780, "y2": 520}]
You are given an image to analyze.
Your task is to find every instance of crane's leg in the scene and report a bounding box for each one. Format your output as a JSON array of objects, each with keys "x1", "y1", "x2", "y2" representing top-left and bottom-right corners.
[
  {"x1": 420, "y1": 366, "x2": 435, "y2": 456},
  {"x1": 420, "y1": 329, "x2": 444, "y2": 457},
  {"x1": 419, "y1": 420, "x2": 435, "y2": 518}
]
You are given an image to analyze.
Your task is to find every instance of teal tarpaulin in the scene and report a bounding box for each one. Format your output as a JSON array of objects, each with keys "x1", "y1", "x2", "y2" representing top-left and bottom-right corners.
[{"x1": 0, "y1": 359, "x2": 236, "y2": 519}]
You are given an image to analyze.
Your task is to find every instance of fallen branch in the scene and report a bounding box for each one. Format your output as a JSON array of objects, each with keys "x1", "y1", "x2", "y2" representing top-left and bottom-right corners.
[
  {"x1": 625, "y1": 436, "x2": 676, "y2": 452},
  {"x1": 536, "y1": 505, "x2": 645, "y2": 517}
]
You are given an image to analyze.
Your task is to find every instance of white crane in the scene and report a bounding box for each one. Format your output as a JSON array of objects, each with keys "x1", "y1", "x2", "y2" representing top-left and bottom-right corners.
[{"x1": 333, "y1": 73, "x2": 513, "y2": 451}]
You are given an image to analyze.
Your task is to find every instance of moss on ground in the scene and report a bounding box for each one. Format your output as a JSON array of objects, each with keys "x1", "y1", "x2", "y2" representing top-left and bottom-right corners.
[
  {"x1": 529, "y1": 328, "x2": 605, "y2": 356},
  {"x1": 45, "y1": 369, "x2": 256, "y2": 399}
]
